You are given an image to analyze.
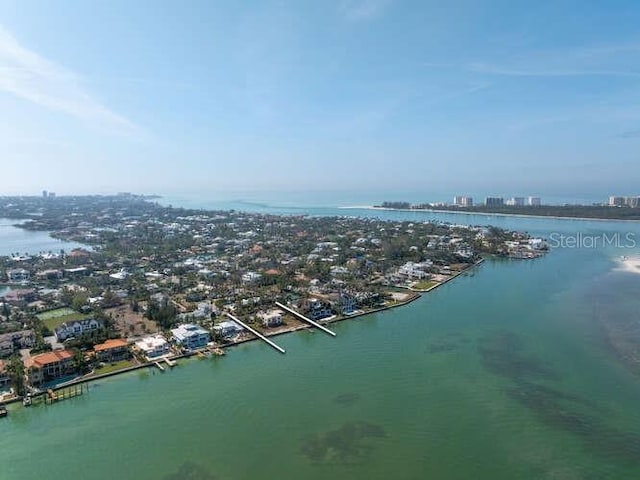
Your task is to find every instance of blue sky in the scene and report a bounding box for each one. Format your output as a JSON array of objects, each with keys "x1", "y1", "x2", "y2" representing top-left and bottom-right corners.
[{"x1": 1, "y1": 0, "x2": 639, "y2": 199}]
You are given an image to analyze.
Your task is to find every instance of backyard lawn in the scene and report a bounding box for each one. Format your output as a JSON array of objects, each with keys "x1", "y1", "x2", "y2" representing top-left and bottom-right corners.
[
  {"x1": 91, "y1": 359, "x2": 137, "y2": 376},
  {"x1": 413, "y1": 280, "x2": 440, "y2": 290},
  {"x1": 36, "y1": 308, "x2": 88, "y2": 330}
]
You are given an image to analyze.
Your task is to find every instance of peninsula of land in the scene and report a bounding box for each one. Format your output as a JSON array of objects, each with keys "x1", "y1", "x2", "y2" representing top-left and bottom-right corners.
[
  {"x1": 0, "y1": 195, "x2": 546, "y2": 407},
  {"x1": 370, "y1": 201, "x2": 640, "y2": 221}
]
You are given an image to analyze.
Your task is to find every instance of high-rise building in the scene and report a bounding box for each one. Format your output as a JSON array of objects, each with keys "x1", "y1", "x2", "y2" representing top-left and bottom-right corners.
[
  {"x1": 453, "y1": 196, "x2": 473, "y2": 207},
  {"x1": 624, "y1": 196, "x2": 640, "y2": 208},
  {"x1": 527, "y1": 196, "x2": 541, "y2": 206},
  {"x1": 42, "y1": 190, "x2": 48, "y2": 198},
  {"x1": 609, "y1": 196, "x2": 625, "y2": 207},
  {"x1": 506, "y1": 197, "x2": 525, "y2": 206},
  {"x1": 485, "y1": 197, "x2": 504, "y2": 206}
]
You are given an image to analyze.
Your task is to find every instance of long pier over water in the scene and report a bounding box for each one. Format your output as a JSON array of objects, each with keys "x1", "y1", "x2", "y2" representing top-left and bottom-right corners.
[
  {"x1": 275, "y1": 302, "x2": 336, "y2": 337},
  {"x1": 224, "y1": 312, "x2": 286, "y2": 354}
]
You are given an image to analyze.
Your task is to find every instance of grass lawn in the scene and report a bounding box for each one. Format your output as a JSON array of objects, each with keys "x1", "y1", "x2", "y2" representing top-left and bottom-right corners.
[
  {"x1": 37, "y1": 310, "x2": 88, "y2": 330},
  {"x1": 413, "y1": 280, "x2": 440, "y2": 290},
  {"x1": 36, "y1": 307, "x2": 76, "y2": 320},
  {"x1": 91, "y1": 359, "x2": 136, "y2": 376}
]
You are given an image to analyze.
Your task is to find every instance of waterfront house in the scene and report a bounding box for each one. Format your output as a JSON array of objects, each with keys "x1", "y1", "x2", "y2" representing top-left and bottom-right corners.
[
  {"x1": 0, "y1": 360, "x2": 10, "y2": 390},
  {"x1": 257, "y1": 310, "x2": 283, "y2": 328},
  {"x1": 134, "y1": 334, "x2": 170, "y2": 360},
  {"x1": 397, "y1": 261, "x2": 432, "y2": 280},
  {"x1": 171, "y1": 324, "x2": 211, "y2": 351},
  {"x1": 54, "y1": 318, "x2": 104, "y2": 342},
  {"x1": 528, "y1": 238, "x2": 547, "y2": 250},
  {"x1": 213, "y1": 320, "x2": 243, "y2": 339},
  {"x1": 26, "y1": 350, "x2": 76, "y2": 385},
  {"x1": 6, "y1": 268, "x2": 30, "y2": 283},
  {"x1": 329, "y1": 293, "x2": 358, "y2": 315},
  {"x1": 93, "y1": 339, "x2": 130, "y2": 363},
  {"x1": 0, "y1": 330, "x2": 36, "y2": 357},
  {"x1": 302, "y1": 298, "x2": 333, "y2": 321}
]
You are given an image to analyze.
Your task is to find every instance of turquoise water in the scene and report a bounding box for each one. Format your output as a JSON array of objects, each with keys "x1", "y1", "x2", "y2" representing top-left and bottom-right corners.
[
  {"x1": 0, "y1": 218, "x2": 86, "y2": 257},
  {"x1": 1, "y1": 205, "x2": 640, "y2": 479}
]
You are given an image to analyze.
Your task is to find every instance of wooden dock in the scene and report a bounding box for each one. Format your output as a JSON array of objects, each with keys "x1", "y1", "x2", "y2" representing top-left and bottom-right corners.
[
  {"x1": 163, "y1": 357, "x2": 176, "y2": 368},
  {"x1": 154, "y1": 361, "x2": 165, "y2": 372},
  {"x1": 44, "y1": 383, "x2": 86, "y2": 404},
  {"x1": 275, "y1": 302, "x2": 336, "y2": 337},
  {"x1": 224, "y1": 312, "x2": 286, "y2": 354}
]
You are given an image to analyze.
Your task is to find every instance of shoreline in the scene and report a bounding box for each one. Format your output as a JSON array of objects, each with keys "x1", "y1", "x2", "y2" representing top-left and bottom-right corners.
[
  {"x1": 4, "y1": 262, "x2": 489, "y2": 407},
  {"x1": 340, "y1": 205, "x2": 640, "y2": 223}
]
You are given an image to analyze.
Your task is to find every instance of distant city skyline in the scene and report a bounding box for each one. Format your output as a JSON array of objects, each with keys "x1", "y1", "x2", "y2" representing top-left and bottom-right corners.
[{"x1": 1, "y1": 1, "x2": 640, "y2": 195}]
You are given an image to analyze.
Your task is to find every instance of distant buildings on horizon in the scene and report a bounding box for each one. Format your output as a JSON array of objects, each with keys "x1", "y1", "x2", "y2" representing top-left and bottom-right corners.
[
  {"x1": 453, "y1": 195, "x2": 473, "y2": 207},
  {"x1": 608, "y1": 195, "x2": 640, "y2": 208},
  {"x1": 453, "y1": 196, "x2": 541, "y2": 207}
]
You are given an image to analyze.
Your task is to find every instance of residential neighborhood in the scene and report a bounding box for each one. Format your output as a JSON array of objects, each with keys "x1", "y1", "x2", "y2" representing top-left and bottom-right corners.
[{"x1": 0, "y1": 195, "x2": 546, "y2": 402}]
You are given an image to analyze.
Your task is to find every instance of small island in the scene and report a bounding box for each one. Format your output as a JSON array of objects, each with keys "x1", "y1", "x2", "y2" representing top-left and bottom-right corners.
[{"x1": 0, "y1": 195, "x2": 546, "y2": 407}]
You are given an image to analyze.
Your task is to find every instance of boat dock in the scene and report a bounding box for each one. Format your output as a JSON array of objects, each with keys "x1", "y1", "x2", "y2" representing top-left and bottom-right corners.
[
  {"x1": 44, "y1": 384, "x2": 86, "y2": 404},
  {"x1": 275, "y1": 302, "x2": 336, "y2": 337},
  {"x1": 154, "y1": 361, "x2": 165, "y2": 372},
  {"x1": 163, "y1": 357, "x2": 176, "y2": 368},
  {"x1": 224, "y1": 312, "x2": 286, "y2": 354}
]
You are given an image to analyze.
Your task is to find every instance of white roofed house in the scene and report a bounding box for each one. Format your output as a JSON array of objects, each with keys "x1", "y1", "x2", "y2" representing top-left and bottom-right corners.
[
  {"x1": 257, "y1": 310, "x2": 283, "y2": 328},
  {"x1": 6, "y1": 268, "x2": 30, "y2": 283},
  {"x1": 54, "y1": 318, "x2": 104, "y2": 342},
  {"x1": 135, "y1": 334, "x2": 170, "y2": 360},
  {"x1": 241, "y1": 271, "x2": 262, "y2": 284},
  {"x1": 109, "y1": 268, "x2": 130, "y2": 280},
  {"x1": 171, "y1": 323, "x2": 211, "y2": 351},
  {"x1": 397, "y1": 262, "x2": 431, "y2": 280},
  {"x1": 213, "y1": 320, "x2": 243, "y2": 340},
  {"x1": 528, "y1": 238, "x2": 547, "y2": 250}
]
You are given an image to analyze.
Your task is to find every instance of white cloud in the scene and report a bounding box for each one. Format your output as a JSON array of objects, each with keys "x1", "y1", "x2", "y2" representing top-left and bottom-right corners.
[{"x1": 0, "y1": 25, "x2": 138, "y2": 133}]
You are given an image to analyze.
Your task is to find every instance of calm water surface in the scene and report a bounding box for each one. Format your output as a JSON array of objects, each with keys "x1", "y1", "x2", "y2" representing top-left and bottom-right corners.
[
  {"x1": 0, "y1": 218, "x2": 85, "y2": 257},
  {"x1": 1, "y1": 205, "x2": 640, "y2": 479}
]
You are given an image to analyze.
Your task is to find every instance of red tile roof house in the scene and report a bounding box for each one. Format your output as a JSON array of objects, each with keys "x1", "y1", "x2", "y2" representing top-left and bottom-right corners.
[
  {"x1": 93, "y1": 339, "x2": 130, "y2": 363},
  {"x1": 26, "y1": 350, "x2": 76, "y2": 386}
]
